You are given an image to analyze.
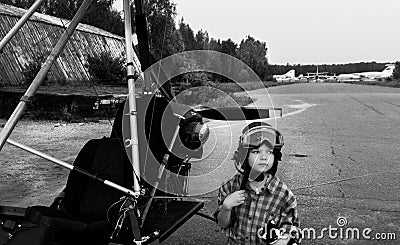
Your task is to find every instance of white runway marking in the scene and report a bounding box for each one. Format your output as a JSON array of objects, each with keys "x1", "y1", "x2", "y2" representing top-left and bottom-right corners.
[{"x1": 283, "y1": 100, "x2": 317, "y2": 118}]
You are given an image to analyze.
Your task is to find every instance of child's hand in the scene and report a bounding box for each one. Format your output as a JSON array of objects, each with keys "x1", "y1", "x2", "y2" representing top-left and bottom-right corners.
[{"x1": 222, "y1": 190, "x2": 246, "y2": 210}]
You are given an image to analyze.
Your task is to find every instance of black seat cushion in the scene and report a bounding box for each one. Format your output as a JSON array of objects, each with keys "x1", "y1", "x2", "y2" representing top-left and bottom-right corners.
[{"x1": 63, "y1": 138, "x2": 134, "y2": 222}]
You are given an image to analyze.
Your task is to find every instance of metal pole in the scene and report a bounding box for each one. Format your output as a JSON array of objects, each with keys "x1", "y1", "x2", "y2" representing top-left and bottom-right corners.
[
  {"x1": 6, "y1": 139, "x2": 138, "y2": 198},
  {"x1": 0, "y1": 0, "x2": 46, "y2": 52},
  {"x1": 123, "y1": 0, "x2": 141, "y2": 194},
  {"x1": 0, "y1": 0, "x2": 93, "y2": 151}
]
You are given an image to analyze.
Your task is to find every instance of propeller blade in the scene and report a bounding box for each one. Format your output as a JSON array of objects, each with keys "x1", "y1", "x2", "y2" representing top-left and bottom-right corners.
[
  {"x1": 194, "y1": 107, "x2": 282, "y2": 120},
  {"x1": 168, "y1": 101, "x2": 282, "y2": 121}
]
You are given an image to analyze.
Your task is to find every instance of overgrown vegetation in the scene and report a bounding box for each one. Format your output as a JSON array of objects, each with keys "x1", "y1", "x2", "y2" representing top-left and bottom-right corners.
[
  {"x1": 21, "y1": 54, "x2": 49, "y2": 86},
  {"x1": 86, "y1": 52, "x2": 125, "y2": 85},
  {"x1": 175, "y1": 85, "x2": 252, "y2": 107},
  {"x1": 173, "y1": 78, "x2": 297, "y2": 108},
  {"x1": 342, "y1": 79, "x2": 400, "y2": 88},
  {"x1": 393, "y1": 61, "x2": 400, "y2": 80}
]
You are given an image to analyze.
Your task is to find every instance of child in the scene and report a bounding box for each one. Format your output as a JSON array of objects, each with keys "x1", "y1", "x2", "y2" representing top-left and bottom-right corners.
[{"x1": 214, "y1": 122, "x2": 300, "y2": 245}]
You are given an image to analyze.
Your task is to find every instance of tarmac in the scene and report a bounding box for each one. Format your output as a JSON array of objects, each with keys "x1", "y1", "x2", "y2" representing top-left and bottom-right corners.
[
  {"x1": 165, "y1": 83, "x2": 400, "y2": 244},
  {"x1": 1, "y1": 83, "x2": 399, "y2": 244}
]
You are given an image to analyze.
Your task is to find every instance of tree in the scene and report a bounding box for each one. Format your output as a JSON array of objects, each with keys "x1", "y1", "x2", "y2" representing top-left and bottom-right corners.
[
  {"x1": 237, "y1": 35, "x2": 269, "y2": 80},
  {"x1": 142, "y1": 0, "x2": 184, "y2": 59},
  {"x1": 220, "y1": 38, "x2": 237, "y2": 57},
  {"x1": 178, "y1": 18, "x2": 196, "y2": 51},
  {"x1": 0, "y1": 0, "x2": 34, "y2": 9},
  {"x1": 194, "y1": 30, "x2": 210, "y2": 50},
  {"x1": 81, "y1": 0, "x2": 124, "y2": 36},
  {"x1": 393, "y1": 61, "x2": 400, "y2": 80},
  {"x1": 208, "y1": 38, "x2": 221, "y2": 52}
]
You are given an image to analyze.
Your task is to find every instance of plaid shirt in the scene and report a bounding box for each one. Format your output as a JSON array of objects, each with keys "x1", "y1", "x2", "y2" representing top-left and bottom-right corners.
[{"x1": 214, "y1": 174, "x2": 299, "y2": 245}]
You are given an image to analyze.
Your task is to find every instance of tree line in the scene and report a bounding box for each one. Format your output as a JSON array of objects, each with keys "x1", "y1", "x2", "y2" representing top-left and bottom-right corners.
[{"x1": 2, "y1": 0, "x2": 398, "y2": 82}]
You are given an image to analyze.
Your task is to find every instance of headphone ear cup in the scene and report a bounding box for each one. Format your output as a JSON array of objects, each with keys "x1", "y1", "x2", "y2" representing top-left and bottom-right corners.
[
  {"x1": 233, "y1": 150, "x2": 238, "y2": 162},
  {"x1": 233, "y1": 150, "x2": 241, "y2": 171},
  {"x1": 234, "y1": 147, "x2": 250, "y2": 173},
  {"x1": 273, "y1": 148, "x2": 282, "y2": 161}
]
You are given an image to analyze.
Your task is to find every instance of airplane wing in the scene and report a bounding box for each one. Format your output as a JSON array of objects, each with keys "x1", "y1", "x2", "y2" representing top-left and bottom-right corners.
[{"x1": 318, "y1": 74, "x2": 336, "y2": 79}]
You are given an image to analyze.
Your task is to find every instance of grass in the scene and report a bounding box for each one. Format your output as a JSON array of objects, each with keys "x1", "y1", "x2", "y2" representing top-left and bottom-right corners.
[
  {"x1": 342, "y1": 79, "x2": 400, "y2": 88},
  {"x1": 212, "y1": 80, "x2": 297, "y2": 94},
  {"x1": 0, "y1": 84, "x2": 134, "y2": 97},
  {"x1": 0, "y1": 80, "x2": 298, "y2": 121},
  {"x1": 192, "y1": 79, "x2": 400, "y2": 108},
  {"x1": 8, "y1": 78, "x2": 398, "y2": 120},
  {"x1": 174, "y1": 80, "x2": 298, "y2": 108}
]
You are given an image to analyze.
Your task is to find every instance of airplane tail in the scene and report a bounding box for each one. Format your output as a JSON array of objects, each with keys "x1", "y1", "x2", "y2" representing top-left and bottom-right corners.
[
  {"x1": 285, "y1": 70, "x2": 295, "y2": 78},
  {"x1": 273, "y1": 69, "x2": 296, "y2": 80},
  {"x1": 382, "y1": 65, "x2": 395, "y2": 75}
]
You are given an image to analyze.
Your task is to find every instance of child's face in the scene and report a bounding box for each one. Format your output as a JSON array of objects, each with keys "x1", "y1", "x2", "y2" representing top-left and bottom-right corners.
[{"x1": 248, "y1": 143, "x2": 274, "y2": 174}]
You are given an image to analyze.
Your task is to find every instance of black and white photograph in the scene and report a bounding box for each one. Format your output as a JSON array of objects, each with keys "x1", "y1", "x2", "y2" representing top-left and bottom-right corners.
[{"x1": 0, "y1": 0, "x2": 399, "y2": 244}]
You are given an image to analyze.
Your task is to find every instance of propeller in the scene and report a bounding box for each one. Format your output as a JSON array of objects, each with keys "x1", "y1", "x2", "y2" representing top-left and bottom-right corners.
[
  {"x1": 169, "y1": 102, "x2": 282, "y2": 121},
  {"x1": 194, "y1": 106, "x2": 282, "y2": 121}
]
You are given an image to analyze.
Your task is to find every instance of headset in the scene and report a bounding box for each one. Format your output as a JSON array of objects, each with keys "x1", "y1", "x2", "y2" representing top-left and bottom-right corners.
[{"x1": 232, "y1": 122, "x2": 284, "y2": 175}]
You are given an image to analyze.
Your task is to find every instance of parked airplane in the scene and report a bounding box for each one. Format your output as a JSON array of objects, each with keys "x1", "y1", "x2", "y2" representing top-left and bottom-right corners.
[
  {"x1": 302, "y1": 65, "x2": 337, "y2": 82},
  {"x1": 337, "y1": 64, "x2": 395, "y2": 81},
  {"x1": 273, "y1": 69, "x2": 296, "y2": 82},
  {"x1": 273, "y1": 67, "x2": 336, "y2": 83}
]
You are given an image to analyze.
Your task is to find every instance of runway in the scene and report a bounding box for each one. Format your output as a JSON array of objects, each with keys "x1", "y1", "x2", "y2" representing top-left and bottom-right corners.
[
  {"x1": 1, "y1": 82, "x2": 399, "y2": 244},
  {"x1": 177, "y1": 83, "x2": 400, "y2": 244}
]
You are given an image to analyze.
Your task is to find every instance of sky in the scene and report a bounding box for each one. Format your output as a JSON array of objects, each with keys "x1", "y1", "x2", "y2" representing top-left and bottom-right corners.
[{"x1": 113, "y1": 0, "x2": 400, "y2": 65}]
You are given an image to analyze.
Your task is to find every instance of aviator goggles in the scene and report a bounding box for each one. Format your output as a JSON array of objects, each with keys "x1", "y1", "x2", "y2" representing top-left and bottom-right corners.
[{"x1": 239, "y1": 126, "x2": 284, "y2": 149}]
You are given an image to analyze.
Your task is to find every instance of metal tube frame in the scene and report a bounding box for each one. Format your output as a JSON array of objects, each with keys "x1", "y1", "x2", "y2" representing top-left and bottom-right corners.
[
  {"x1": 0, "y1": 0, "x2": 93, "y2": 150},
  {"x1": 0, "y1": 0, "x2": 144, "y2": 197},
  {"x1": 0, "y1": 0, "x2": 150, "y2": 201},
  {"x1": 6, "y1": 139, "x2": 138, "y2": 197},
  {"x1": 123, "y1": 0, "x2": 141, "y2": 195},
  {"x1": 0, "y1": 0, "x2": 46, "y2": 52}
]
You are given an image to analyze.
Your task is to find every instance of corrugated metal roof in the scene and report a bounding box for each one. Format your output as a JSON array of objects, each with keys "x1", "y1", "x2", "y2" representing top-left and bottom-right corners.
[
  {"x1": 0, "y1": 3, "x2": 123, "y2": 40},
  {"x1": 0, "y1": 3, "x2": 144, "y2": 86}
]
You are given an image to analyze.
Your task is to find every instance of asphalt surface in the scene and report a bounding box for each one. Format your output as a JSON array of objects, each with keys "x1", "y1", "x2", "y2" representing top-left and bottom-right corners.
[
  {"x1": 165, "y1": 83, "x2": 400, "y2": 244},
  {"x1": 1, "y1": 83, "x2": 399, "y2": 244}
]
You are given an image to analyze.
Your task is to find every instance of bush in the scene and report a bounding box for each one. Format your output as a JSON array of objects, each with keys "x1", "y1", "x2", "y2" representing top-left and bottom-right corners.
[
  {"x1": 86, "y1": 52, "x2": 126, "y2": 85},
  {"x1": 22, "y1": 54, "x2": 48, "y2": 86},
  {"x1": 393, "y1": 61, "x2": 400, "y2": 80}
]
